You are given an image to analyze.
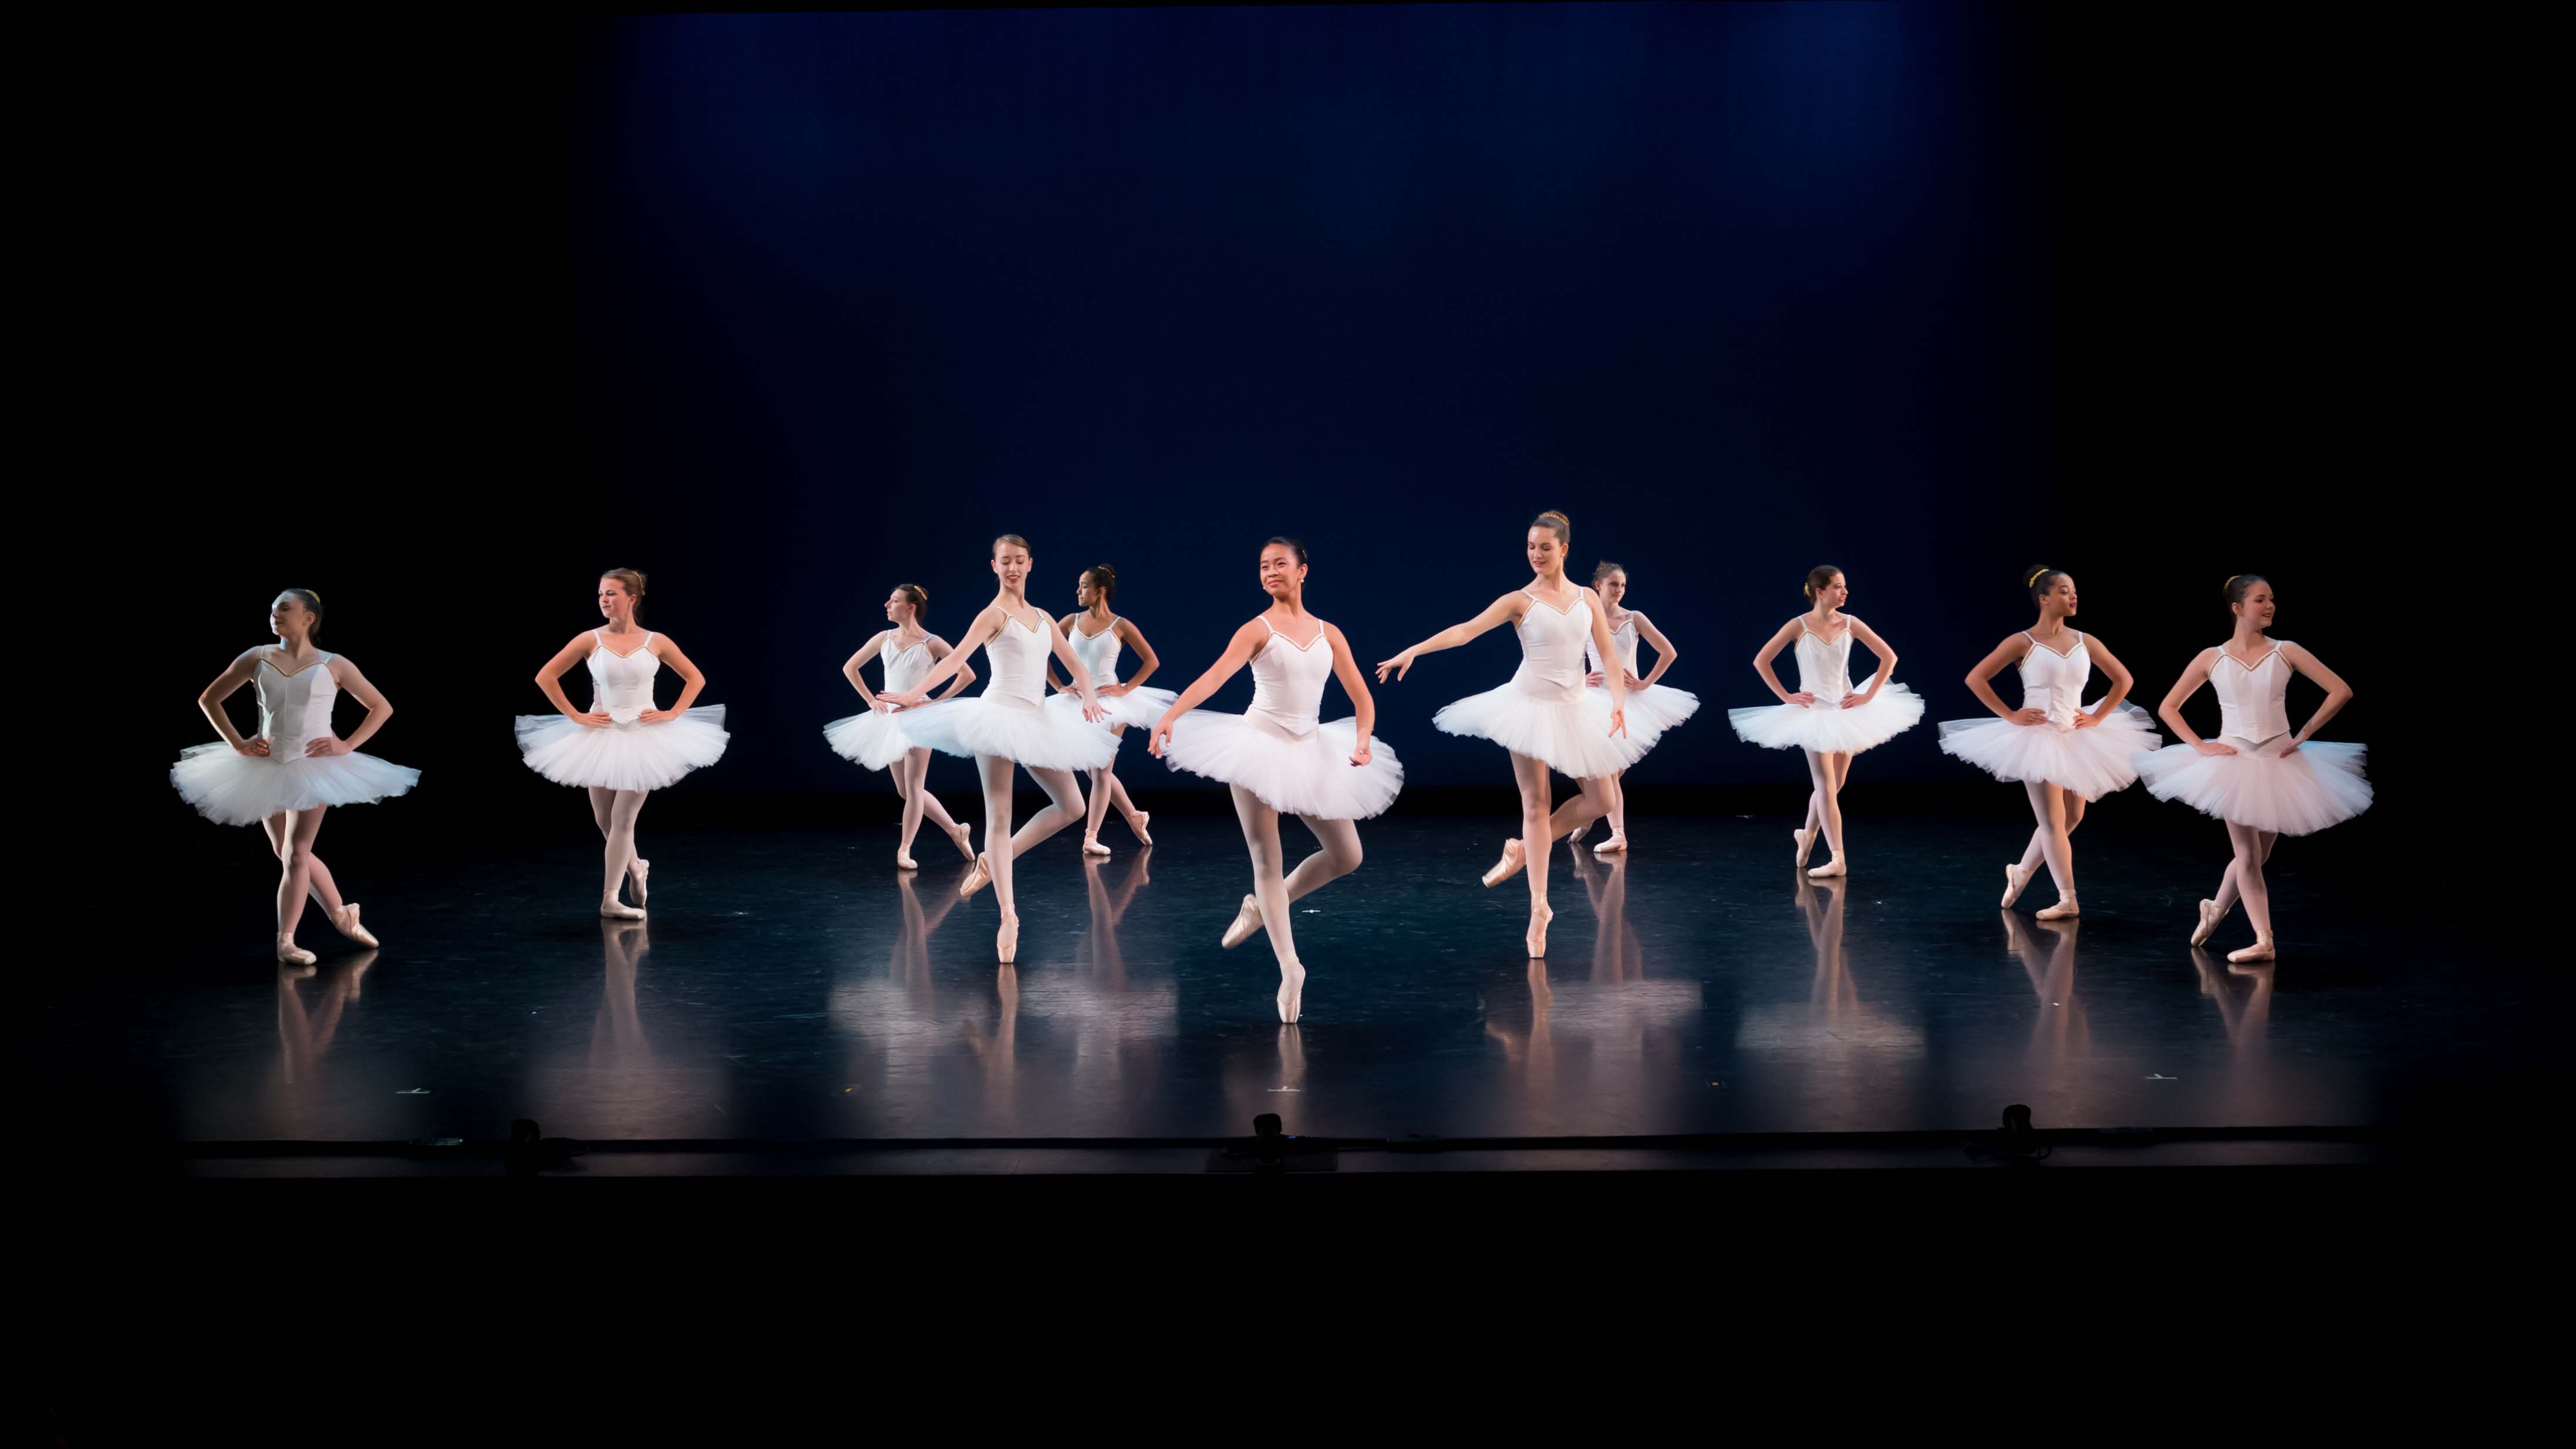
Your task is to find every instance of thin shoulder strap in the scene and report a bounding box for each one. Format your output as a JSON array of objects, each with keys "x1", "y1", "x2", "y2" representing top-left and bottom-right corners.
[
  {"x1": 643, "y1": 632, "x2": 656, "y2": 648},
  {"x1": 592, "y1": 628, "x2": 605, "y2": 648},
  {"x1": 1259, "y1": 615, "x2": 1284, "y2": 637}
]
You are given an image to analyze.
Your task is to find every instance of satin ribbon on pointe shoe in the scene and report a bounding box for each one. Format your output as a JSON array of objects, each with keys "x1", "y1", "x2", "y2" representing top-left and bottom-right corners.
[
  {"x1": 1524, "y1": 904, "x2": 1554, "y2": 958},
  {"x1": 1591, "y1": 833, "x2": 1627, "y2": 856},
  {"x1": 2226, "y1": 932, "x2": 2275, "y2": 964},
  {"x1": 1082, "y1": 836, "x2": 1112, "y2": 857},
  {"x1": 629, "y1": 858, "x2": 649, "y2": 908},
  {"x1": 331, "y1": 903, "x2": 379, "y2": 948},
  {"x1": 997, "y1": 912, "x2": 1020, "y2": 965},
  {"x1": 275, "y1": 940, "x2": 318, "y2": 966},
  {"x1": 1806, "y1": 857, "x2": 1846, "y2": 878},
  {"x1": 2034, "y1": 896, "x2": 2079, "y2": 921}
]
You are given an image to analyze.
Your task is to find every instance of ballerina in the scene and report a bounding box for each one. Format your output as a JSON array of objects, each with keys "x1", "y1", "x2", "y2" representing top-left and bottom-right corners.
[
  {"x1": 876, "y1": 534, "x2": 1115, "y2": 964},
  {"x1": 1938, "y1": 565, "x2": 2160, "y2": 919},
  {"x1": 2135, "y1": 574, "x2": 2367, "y2": 963},
  {"x1": 1148, "y1": 537, "x2": 1403, "y2": 1023},
  {"x1": 1565, "y1": 561, "x2": 1700, "y2": 856},
  {"x1": 515, "y1": 569, "x2": 729, "y2": 919},
  {"x1": 174, "y1": 588, "x2": 419, "y2": 964},
  {"x1": 824, "y1": 583, "x2": 981, "y2": 871},
  {"x1": 1727, "y1": 565, "x2": 1924, "y2": 878},
  {"x1": 1047, "y1": 563, "x2": 1176, "y2": 857},
  {"x1": 1375, "y1": 510, "x2": 1646, "y2": 957}
]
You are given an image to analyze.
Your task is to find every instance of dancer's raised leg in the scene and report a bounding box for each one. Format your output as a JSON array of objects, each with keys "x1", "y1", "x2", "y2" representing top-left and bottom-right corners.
[
  {"x1": 1512, "y1": 752, "x2": 1556, "y2": 956},
  {"x1": 1223, "y1": 814, "x2": 1361, "y2": 948},
  {"x1": 1546, "y1": 773, "x2": 1617, "y2": 846},
  {"x1": 1230, "y1": 784, "x2": 1304, "y2": 1023},
  {"x1": 1007, "y1": 766, "x2": 1088, "y2": 861}
]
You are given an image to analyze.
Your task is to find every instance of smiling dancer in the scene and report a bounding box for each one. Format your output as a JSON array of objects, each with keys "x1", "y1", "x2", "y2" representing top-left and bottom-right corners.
[
  {"x1": 878, "y1": 534, "x2": 1114, "y2": 964},
  {"x1": 517, "y1": 570, "x2": 729, "y2": 919},
  {"x1": 1150, "y1": 537, "x2": 1402, "y2": 1023},
  {"x1": 1727, "y1": 565, "x2": 1923, "y2": 878},
  {"x1": 1938, "y1": 566, "x2": 2159, "y2": 919},
  {"x1": 1566, "y1": 561, "x2": 1699, "y2": 856},
  {"x1": 1048, "y1": 564, "x2": 1176, "y2": 857},
  {"x1": 825, "y1": 584, "x2": 980, "y2": 870},
  {"x1": 1377, "y1": 510, "x2": 1645, "y2": 958},
  {"x1": 174, "y1": 589, "x2": 419, "y2": 963},
  {"x1": 2135, "y1": 574, "x2": 2368, "y2": 962}
]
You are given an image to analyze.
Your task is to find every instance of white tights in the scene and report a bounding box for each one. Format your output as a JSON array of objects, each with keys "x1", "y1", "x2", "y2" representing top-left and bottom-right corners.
[
  {"x1": 1511, "y1": 753, "x2": 1620, "y2": 914},
  {"x1": 262, "y1": 807, "x2": 340, "y2": 946},
  {"x1": 586, "y1": 786, "x2": 649, "y2": 908},
  {"x1": 2214, "y1": 824, "x2": 2280, "y2": 937},
  {"x1": 2018, "y1": 781, "x2": 2088, "y2": 901},
  {"x1": 1083, "y1": 727, "x2": 1146, "y2": 842},
  {"x1": 888, "y1": 747, "x2": 965, "y2": 855},
  {"x1": 975, "y1": 756, "x2": 1088, "y2": 919},
  {"x1": 1801, "y1": 749, "x2": 1852, "y2": 862},
  {"x1": 1228, "y1": 784, "x2": 1364, "y2": 972}
]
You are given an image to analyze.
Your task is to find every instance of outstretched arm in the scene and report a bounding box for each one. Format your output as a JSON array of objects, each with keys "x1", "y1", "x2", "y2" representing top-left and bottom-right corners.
[
  {"x1": 885, "y1": 608, "x2": 1000, "y2": 706},
  {"x1": 2074, "y1": 635, "x2": 2134, "y2": 726},
  {"x1": 535, "y1": 633, "x2": 611, "y2": 727},
  {"x1": 1323, "y1": 624, "x2": 1378, "y2": 766},
  {"x1": 2153, "y1": 649, "x2": 2228, "y2": 754},
  {"x1": 1147, "y1": 620, "x2": 1267, "y2": 757},
  {"x1": 1844, "y1": 616, "x2": 1897, "y2": 708},
  {"x1": 1751, "y1": 618, "x2": 1808, "y2": 705},
  {"x1": 2279, "y1": 642, "x2": 2355, "y2": 756},
  {"x1": 195, "y1": 651, "x2": 265, "y2": 753},
  {"x1": 1965, "y1": 634, "x2": 2044, "y2": 724},
  {"x1": 1044, "y1": 619, "x2": 1108, "y2": 722},
  {"x1": 1581, "y1": 587, "x2": 1627, "y2": 732},
  {"x1": 1630, "y1": 610, "x2": 1678, "y2": 690},
  {"x1": 642, "y1": 635, "x2": 707, "y2": 721},
  {"x1": 925, "y1": 635, "x2": 976, "y2": 700},
  {"x1": 1375, "y1": 592, "x2": 1525, "y2": 682},
  {"x1": 843, "y1": 631, "x2": 891, "y2": 710},
  {"x1": 307, "y1": 656, "x2": 395, "y2": 756}
]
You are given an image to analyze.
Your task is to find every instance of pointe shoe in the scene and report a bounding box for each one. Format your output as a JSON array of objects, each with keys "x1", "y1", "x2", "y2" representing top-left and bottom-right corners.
[
  {"x1": 2226, "y1": 932, "x2": 2275, "y2": 964},
  {"x1": 2001, "y1": 862, "x2": 2035, "y2": 908},
  {"x1": 1525, "y1": 904, "x2": 1555, "y2": 958},
  {"x1": 601, "y1": 901, "x2": 646, "y2": 920},
  {"x1": 1792, "y1": 828, "x2": 1818, "y2": 870},
  {"x1": 1569, "y1": 820, "x2": 1591, "y2": 844},
  {"x1": 997, "y1": 913, "x2": 1020, "y2": 965},
  {"x1": 895, "y1": 850, "x2": 919, "y2": 871},
  {"x1": 959, "y1": 853, "x2": 993, "y2": 899},
  {"x1": 946, "y1": 822, "x2": 976, "y2": 862},
  {"x1": 1221, "y1": 894, "x2": 1264, "y2": 949},
  {"x1": 628, "y1": 857, "x2": 650, "y2": 908},
  {"x1": 1481, "y1": 838, "x2": 1527, "y2": 888},
  {"x1": 1592, "y1": 832, "x2": 1628, "y2": 856},
  {"x1": 275, "y1": 940, "x2": 318, "y2": 966},
  {"x1": 2190, "y1": 898, "x2": 2228, "y2": 947},
  {"x1": 1806, "y1": 857, "x2": 1846, "y2": 879},
  {"x1": 1129, "y1": 810, "x2": 1152, "y2": 847},
  {"x1": 2035, "y1": 895, "x2": 2079, "y2": 921},
  {"x1": 329, "y1": 903, "x2": 379, "y2": 948},
  {"x1": 1277, "y1": 959, "x2": 1306, "y2": 1024},
  {"x1": 1082, "y1": 835, "x2": 1112, "y2": 857}
]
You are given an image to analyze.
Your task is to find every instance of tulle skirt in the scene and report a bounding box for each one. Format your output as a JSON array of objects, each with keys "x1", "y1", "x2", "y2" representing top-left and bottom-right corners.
[
  {"x1": 1937, "y1": 702, "x2": 2160, "y2": 800},
  {"x1": 1590, "y1": 682, "x2": 1701, "y2": 739},
  {"x1": 1728, "y1": 678, "x2": 1923, "y2": 754},
  {"x1": 892, "y1": 692, "x2": 1120, "y2": 772},
  {"x1": 515, "y1": 706, "x2": 730, "y2": 791},
  {"x1": 170, "y1": 744, "x2": 420, "y2": 826},
  {"x1": 1161, "y1": 712, "x2": 1404, "y2": 820},
  {"x1": 2135, "y1": 736, "x2": 2371, "y2": 835},
  {"x1": 1096, "y1": 686, "x2": 1178, "y2": 732},
  {"x1": 1434, "y1": 680, "x2": 1654, "y2": 779},
  {"x1": 822, "y1": 707, "x2": 918, "y2": 771}
]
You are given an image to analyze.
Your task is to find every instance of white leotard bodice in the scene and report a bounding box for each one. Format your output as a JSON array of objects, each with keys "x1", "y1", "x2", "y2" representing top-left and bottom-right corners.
[
  {"x1": 982, "y1": 609, "x2": 1050, "y2": 707},
  {"x1": 1067, "y1": 615, "x2": 1122, "y2": 687},
  {"x1": 2016, "y1": 631, "x2": 2093, "y2": 727},
  {"x1": 881, "y1": 634, "x2": 935, "y2": 695},
  {"x1": 1586, "y1": 614, "x2": 1642, "y2": 678},
  {"x1": 1247, "y1": 616, "x2": 1334, "y2": 738},
  {"x1": 257, "y1": 652, "x2": 340, "y2": 757},
  {"x1": 1514, "y1": 589, "x2": 1593, "y2": 698},
  {"x1": 2212, "y1": 640, "x2": 2294, "y2": 743},
  {"x1": 1793, "y1": 623, "x2": 1855, "y2": 701},
  {"x1": 588, "y1": 631, "x2": 660, "y2": 724}
]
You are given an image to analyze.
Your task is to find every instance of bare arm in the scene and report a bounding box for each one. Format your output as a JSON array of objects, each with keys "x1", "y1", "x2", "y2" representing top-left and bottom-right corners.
[
  {"x1": 1323, "y1": 623, "x2": 1378, "y2": 766},
  {"x1": 925, "y1": 635, "x2": 975, "y2": 700},
  {"x1": 535, "y1": 633, "x2": 611, "y2": 726},
  {"x1": 1750, "y1": 618, "x2": 1809, "y2": 705},
  {"x1": 1630, "y1": 610, "x2": 1678, "y2": 690},
  {"x1": 2075, "y1": 635, "x2": 2134, "y2": 725},
  {"x1": 842, "y1": 631, "x2": 891, "y2": 709},
  {"x1": 1111, "y1": 616, "x2": 1159, "y2": 694},
  {"x1": 1375, "y1": 592, "x2": 1526, "y2": 681},
  {"x1": 1147, "y1": 620, "x2": 1268, "y2": 756},
  {"x1": 195, "y1": 651, "x2": 265, "y2": 753},
  {"x1": 1844, "y1": 616, "x2": 1896, "y2": 708},
  {"x1": 306, "y1": 655, "x2": 394, "y2": 756},
  {"x1": 1046, "y1": 615, "x2": 1082, "y2": 691},
  {"x1": 1043, "y1": 618, "x2": 1108, "y2": 721},
  {"x1": 2279, "y1": 642, "x2": 2356, "y2": 756},
  {"x1": 1581, "y1": 587, "x2": 1627, "y2": 729},
  {"x1": 2154, "y1": 649, "x2": 2224, "y2": 752},
  {"x1": 885, "y1": 608, "x2": 1002, "y2": 705},
  {"x1": 641, "y1": 635, "x2": 707, "y2": 722},
  {"x1": 1964, "y1": 634, "x2": 2046, "y2": 724}
]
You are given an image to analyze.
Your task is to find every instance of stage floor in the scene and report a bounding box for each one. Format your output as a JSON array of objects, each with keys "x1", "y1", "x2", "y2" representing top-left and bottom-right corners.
[{"x1": 50, "y1": 810, "x2": 2541, "y2": 1151}]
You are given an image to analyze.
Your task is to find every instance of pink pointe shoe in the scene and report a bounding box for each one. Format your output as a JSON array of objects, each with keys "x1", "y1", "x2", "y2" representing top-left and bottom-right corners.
[
  {"x1": 2190, "y1": 898, "x2": 2228, "y2": 946},
  {"x1": 1793, "y1": 828, "x2": 1818, "y2": 870},
  {"x1": 329, "y1": 903, "x2": 379, "y2": 948},
  {"x1": 1482, "y1": 839, "x2": 1527, "y2": 888},
  {"x1": 1222, "y1": 894, "x2": 1264, "y2": 949},
  {"x1": 959, "y1": 853, "x2": 993, "y2": 900},
  {"x1": 2001, "y1": 862, "x2": 2034, "y2": 908},
  {"x1": 997, "y1": 912, "x2": 1020, "y2": 965}
]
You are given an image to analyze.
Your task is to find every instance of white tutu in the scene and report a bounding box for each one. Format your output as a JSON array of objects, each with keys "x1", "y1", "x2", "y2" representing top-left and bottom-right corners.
[
  {"x1": 893, "y1": 693, "x2": 1120, "y2": 771},
  {"x1": 1434, "y1": 681, "x2": 1654, "y2": 779},
  {"x1": 822, "y1": 707, "x2": 917, "y2": 771},
  {"x1": 1588, "y1": 682, "x2": 1700, "y2": 740},
  {"x1": 1161, "y1": 712, "x2": 1404, "y2": 820},
  {"x1": 1095, "y1": 686, "x2": 1178, "y2": 732},
  {"x1": 1937, "y1": 702, "x2": 2159, "y2": 800},
  {"x1": 170, "y1": 744, "x2": 420, "y2": 826},
  {"x1": 515, "y1": 705, "x2": 730, "y2": 791},
  {"x1": 1728, "y1": 678, "x2": 1923, "y2": 754},
  {"x1": 2135, "y1": 738, "x2": 2371, "y2": 835}
]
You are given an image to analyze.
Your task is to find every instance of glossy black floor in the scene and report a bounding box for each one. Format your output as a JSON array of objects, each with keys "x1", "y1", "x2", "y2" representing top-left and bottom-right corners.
[{"x1": 47, "y1": 789, "x2": 2548, "y2": 1168}]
